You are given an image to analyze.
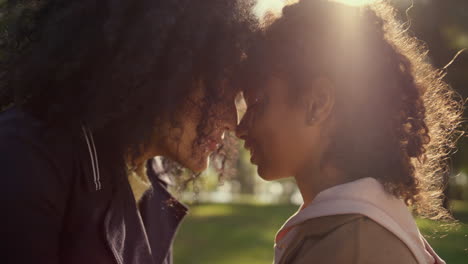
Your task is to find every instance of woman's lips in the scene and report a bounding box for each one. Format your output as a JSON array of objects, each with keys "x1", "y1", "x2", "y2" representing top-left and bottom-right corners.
[
  {"x1": 205, "y1": 132, "x2": 224, "y2": 152},
  {"x1": 200, "y1": 131, "x2": 224, "y2": 153},
  {"x1": 245, "y1": 141, "x2": 258, "y2": 164},
  {"x1": 206, "y1": 137, "x2": 220, "y2": 151}
]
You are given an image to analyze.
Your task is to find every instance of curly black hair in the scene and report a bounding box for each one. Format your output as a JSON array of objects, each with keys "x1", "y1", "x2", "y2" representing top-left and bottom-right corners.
[
  {"x1": 241, "y1": 0, "x2": 462, "y2": 219},
  {"x1": 0, "y1": 0, "x2": 257, "y2": 172}
]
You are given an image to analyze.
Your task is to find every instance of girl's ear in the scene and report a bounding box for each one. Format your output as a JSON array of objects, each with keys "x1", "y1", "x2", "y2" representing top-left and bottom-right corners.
[{"x1": 303, "y1": 77, "x2": 335, "y2": 126}]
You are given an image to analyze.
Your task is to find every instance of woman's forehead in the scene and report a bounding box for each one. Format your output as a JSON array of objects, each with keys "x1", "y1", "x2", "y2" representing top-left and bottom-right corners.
[{"x1": 242, "y1": 88, "x2": 261, "y2": 105}]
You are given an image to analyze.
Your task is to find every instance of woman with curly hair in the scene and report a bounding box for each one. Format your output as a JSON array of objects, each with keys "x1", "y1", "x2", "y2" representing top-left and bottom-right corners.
[
  {"x1": 237, "y1": 0, "x2": 462, "y2": 263},
  {"x1": 0, "y1": 0, "x2": 256, "y2": 263}
]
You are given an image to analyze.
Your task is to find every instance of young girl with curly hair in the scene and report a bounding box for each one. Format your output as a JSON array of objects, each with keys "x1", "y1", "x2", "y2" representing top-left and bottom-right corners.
[{"x1": 237, "y1": 1, "x2": 462, "y2": 263}]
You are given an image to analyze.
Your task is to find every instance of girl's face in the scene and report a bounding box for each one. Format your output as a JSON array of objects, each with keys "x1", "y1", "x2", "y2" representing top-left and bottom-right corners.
[
  {"x1": 159, "y1": 84, "x2": 238, "y2": 172},
  {"x1": 236, "y1": 77, "x2": 326, "y2": 180}
]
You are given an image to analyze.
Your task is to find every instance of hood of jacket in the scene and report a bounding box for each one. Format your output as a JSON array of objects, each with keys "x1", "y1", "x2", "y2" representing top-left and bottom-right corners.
[{"x1": 276, "y1": 177, "x2": 445, "y2": 264}]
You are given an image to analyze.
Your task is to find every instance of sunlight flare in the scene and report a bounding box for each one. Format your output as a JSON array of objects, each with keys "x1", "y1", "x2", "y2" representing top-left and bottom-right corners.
[
  {"x1": 254, "y1": 0, "x2": 284, "y2": 18},
  {"x1": 330, "y1": 0, "x2": 380, "y2": 6}
]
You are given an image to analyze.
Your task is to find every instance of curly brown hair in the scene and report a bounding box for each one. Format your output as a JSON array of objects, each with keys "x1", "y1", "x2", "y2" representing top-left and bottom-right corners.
[
  {"x1": 241, "y1": 0, "x2": 463, "y2": 219},
  {"x1": 0, "y1": 0, "x2": 257, "y2": 179}
]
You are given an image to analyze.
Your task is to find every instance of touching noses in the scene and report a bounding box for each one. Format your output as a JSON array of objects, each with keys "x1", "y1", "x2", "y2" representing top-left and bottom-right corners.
[{"x1": 235, "y1": 110, "x2": 250, "y2": 140}]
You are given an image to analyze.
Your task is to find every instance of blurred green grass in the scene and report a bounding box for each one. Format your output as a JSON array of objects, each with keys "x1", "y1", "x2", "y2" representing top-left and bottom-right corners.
[
  {"x1": 174, "y1": 201, "x2": 468, "y2": 264},
  {"x1": 416, "y1": 200, "x2": 468, "y2": 264}
]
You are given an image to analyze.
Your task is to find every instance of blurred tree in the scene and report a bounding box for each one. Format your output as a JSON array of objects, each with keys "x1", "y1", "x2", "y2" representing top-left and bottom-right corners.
[{"x1": 236, "y1": 144, "x2": 257, "y2": 194}]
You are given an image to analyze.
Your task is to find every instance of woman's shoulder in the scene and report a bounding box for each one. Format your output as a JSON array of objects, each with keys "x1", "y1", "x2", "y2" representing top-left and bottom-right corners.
[
  {"x1": 0, "y1": 107, "x2": 42, "y2": 134},
  {"x1": 0, "y1": 107, "x2": 77, "y2": 187},
  {"x1": 280, "y1": 214, "x2": 418, "y2": 264},
  {"x1": 0, "y1": 107, "x2": 51, "y2": 160},
  {"x1": 0, "y1": 107, "x2": 76, "y2": 151}
]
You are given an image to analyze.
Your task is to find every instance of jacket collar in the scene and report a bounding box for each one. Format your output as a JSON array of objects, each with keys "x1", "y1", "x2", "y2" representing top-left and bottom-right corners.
[
  {"x1": 79, "y1": 125, "x2": 154, "y2": 263},
  {"x1": 80, "y1": 127, "x2": 187, "y2": 264},
  {"x1": 102, "y1": 157, "x2": 188, "y2": 264},
  {"x1": 104, "y1": 173, "x2": 154, "y2": 264},
  {"x1": 276, "y1": 177, "x2": 444, "y2": 264},
  {"x1": 139, "y1": 157, "x2": 188, "y2": 264}
]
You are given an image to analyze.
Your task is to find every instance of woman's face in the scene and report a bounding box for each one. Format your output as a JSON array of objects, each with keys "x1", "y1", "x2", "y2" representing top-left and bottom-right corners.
[
  {"x1": 160, "y1": 84, "x2": 238, "y2": 172},
  {"x1": 236, "y1": 77, "x2": 325, "y2": 180}
]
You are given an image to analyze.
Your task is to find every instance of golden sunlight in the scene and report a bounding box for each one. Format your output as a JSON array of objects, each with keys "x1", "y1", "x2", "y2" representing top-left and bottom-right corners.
[
  {"x1": 254, "y1": 0, "x2": 284, "y2": 18},
  {"x1": 254, "y1": 0, "x2": 380, "y2": 18},
  {"x1": 330, "y1": 0, "x2": 379, "y2": 6}
]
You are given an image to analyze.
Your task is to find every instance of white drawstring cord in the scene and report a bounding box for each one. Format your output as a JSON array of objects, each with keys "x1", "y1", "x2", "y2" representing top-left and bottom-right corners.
[{"x1": 81, "y1": 125, "x2": 102, "y2": 191}]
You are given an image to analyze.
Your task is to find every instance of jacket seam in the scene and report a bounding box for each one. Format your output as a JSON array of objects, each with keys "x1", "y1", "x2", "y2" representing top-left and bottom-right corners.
[{"x1": 353, "y1": 217, "x2": 361, "y2": 264}]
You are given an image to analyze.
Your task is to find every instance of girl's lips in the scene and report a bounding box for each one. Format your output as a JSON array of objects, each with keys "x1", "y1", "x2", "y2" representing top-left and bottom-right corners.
[
  {"x1": 250, "y1": 150, "x2": 258, "y2": 164},
  {"x1": 245, "y1": 141, "x2": 258, "y2": 165}
]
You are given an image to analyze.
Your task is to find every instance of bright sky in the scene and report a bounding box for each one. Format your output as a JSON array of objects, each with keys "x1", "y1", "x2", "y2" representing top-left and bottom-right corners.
[
  {"x1": 254, "y1": 0, "x2": 285, "y2": 18},
  {"x1": 331, "y1": 0, "x2": 379, "y2": 6}
]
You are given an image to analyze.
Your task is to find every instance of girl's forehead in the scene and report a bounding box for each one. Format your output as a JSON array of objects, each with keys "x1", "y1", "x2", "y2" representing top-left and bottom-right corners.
[{"x1": 243, "y1": 76, "x2": 286, "y2": 105}]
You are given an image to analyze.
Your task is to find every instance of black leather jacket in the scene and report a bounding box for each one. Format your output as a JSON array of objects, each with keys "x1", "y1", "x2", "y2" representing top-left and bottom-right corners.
[{"x1": 0, "y1": 108, "x2": 187, "y2": 264}]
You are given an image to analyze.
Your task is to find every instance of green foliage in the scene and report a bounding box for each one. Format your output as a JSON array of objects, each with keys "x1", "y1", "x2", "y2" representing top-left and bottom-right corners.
[
  {"x1": 417, "y1": 200, "x2": 468, "y2": 263},
  {"x1": 174, "y1": 201, "x2": 468, "y2": 264}
]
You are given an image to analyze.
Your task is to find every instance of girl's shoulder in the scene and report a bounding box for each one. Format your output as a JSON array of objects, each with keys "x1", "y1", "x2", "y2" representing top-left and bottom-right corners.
[{"x1": 279, "y1": 214, "x2": 418, "y2": 264}]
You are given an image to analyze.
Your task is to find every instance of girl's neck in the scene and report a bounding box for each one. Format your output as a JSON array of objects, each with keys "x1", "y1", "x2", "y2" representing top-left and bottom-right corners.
[{"x1": 295, "y1": 162, "x2": 350, "y2": 207}]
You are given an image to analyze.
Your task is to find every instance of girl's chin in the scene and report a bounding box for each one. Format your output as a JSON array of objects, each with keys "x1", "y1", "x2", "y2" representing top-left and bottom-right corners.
[{"x1": 257, "y1": 165, "x2": 285, "y2": 181}]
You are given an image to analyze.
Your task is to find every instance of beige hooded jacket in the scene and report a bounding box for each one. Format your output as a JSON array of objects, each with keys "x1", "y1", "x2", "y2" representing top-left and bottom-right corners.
[{"x1": 274, "y1": 178, "x2": 444, "y2": 264}]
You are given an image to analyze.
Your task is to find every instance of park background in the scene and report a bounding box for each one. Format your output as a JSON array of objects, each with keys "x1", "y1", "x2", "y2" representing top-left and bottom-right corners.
[
  {"x1": 0, "y1": 0, "x2": 467, "y2": 263},
  {"x1": 172, "y1": 0, "x2": 468, "y2": 263}
]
